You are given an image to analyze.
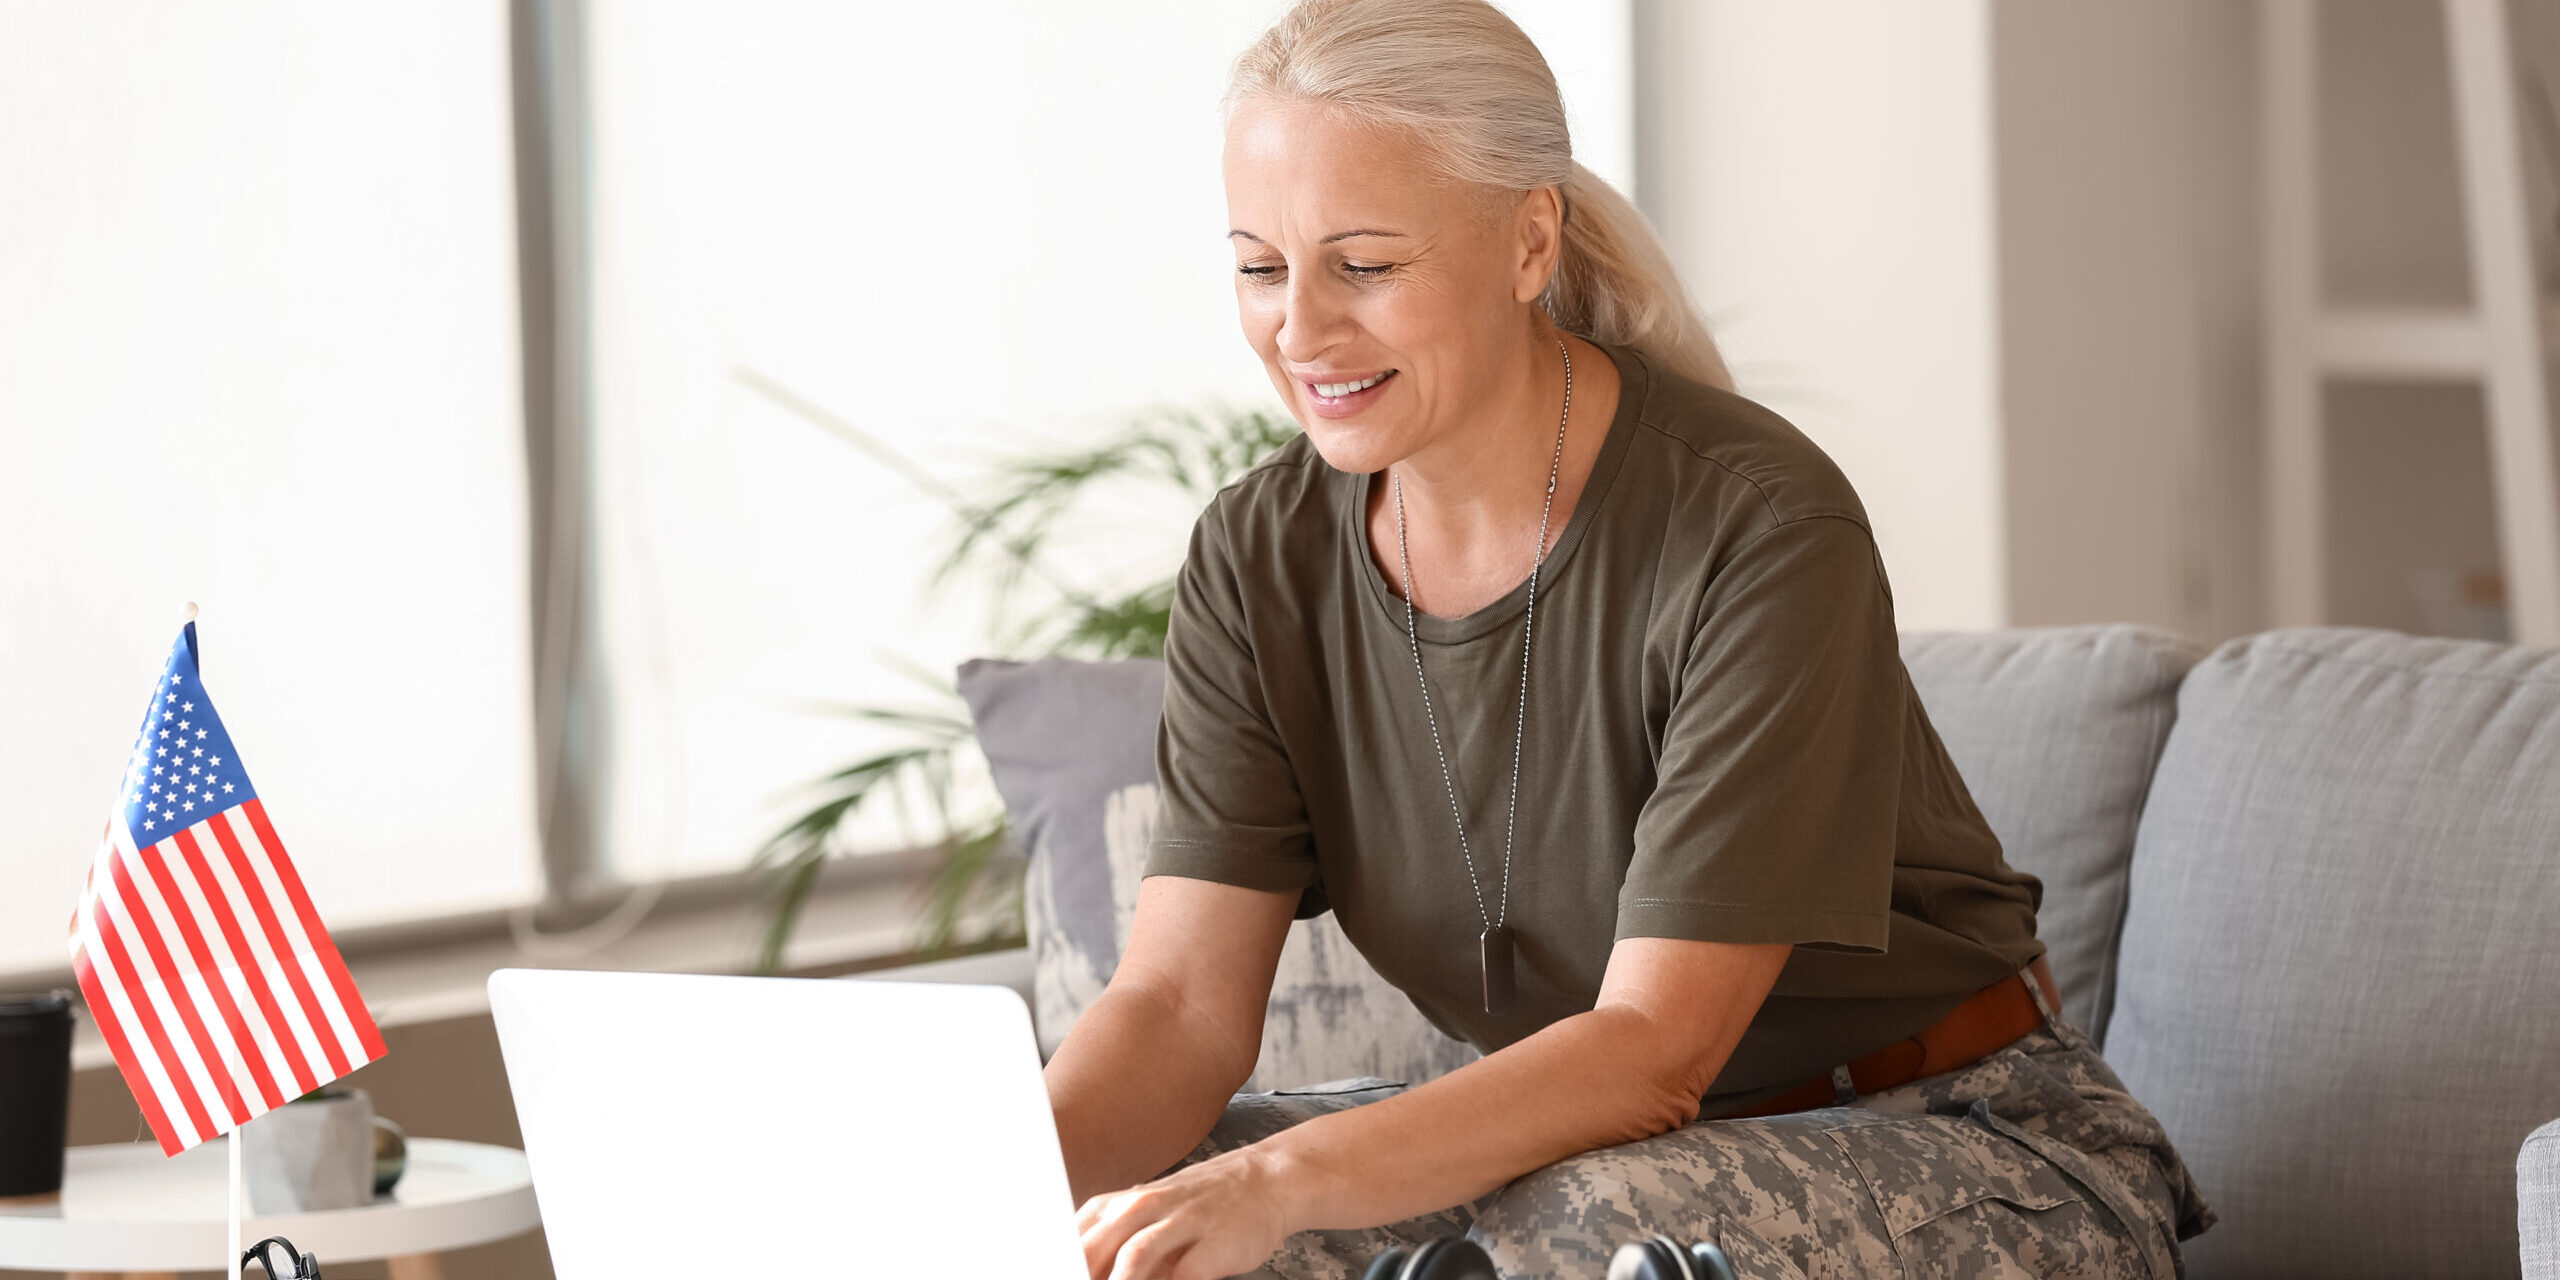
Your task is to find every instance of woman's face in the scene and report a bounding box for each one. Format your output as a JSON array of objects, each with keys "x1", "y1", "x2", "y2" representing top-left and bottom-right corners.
[{"x1": 1223, "y1": 98, "x2": 1555, "y2": 475}]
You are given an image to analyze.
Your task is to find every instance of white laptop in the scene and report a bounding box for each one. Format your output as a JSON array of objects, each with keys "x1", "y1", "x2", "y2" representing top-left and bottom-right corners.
[{"x1": 486, "y1": 967, "x2": 1088, "y2": 1276}]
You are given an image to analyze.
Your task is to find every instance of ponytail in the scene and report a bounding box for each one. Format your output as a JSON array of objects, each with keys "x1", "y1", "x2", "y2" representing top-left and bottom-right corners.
[{"x1": 1547, "y1": 163, "x2": 1733, "y2": 392}]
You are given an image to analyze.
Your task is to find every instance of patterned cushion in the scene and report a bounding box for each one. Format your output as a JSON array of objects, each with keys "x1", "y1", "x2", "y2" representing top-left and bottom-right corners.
[
  {"x1": 1898, "y1": 625, "x2": 2203, "y2": 1042},
  {"x1": 2106, "y1": 628, "x2": 2560, "y2": 1278},
  {"x1": 956, "y1": 656, "x2": 1477, "y2": 1090}
]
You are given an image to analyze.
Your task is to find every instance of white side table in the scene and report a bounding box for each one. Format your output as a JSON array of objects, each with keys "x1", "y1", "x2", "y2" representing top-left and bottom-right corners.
[{"x1": 0, "y1": 1138, "x2": 537, "y2": 1279}]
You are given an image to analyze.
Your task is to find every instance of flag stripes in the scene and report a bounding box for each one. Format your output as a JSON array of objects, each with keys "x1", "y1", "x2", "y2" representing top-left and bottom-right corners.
[
  {"x1": 169, "y1": 827, "x2": 318, "y2": 1097},
  {"x1": 243, "y1": 800, "x2": 387, "y2": 1062},
  {"x1": 104, "y1": 848, "x2": 248, "y2": 1127},
  {"x1": 130, "y1": 834, "x2": 282, "y2": 1112},
  {"x1": 72, "y1": 861, "x2": 204, "y2": 1147},
  {"x1": 205, "y1": 805, "x2": 350, "y2": 1078},
  {"x1": 70, "y1": 802, "x2": 384, "y2": 1155}
]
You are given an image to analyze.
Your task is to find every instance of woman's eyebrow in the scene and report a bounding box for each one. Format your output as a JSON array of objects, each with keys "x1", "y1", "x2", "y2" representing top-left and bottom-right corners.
[{"x1": 1226, "y1": 228, "x2": 1408, "y2": 244}]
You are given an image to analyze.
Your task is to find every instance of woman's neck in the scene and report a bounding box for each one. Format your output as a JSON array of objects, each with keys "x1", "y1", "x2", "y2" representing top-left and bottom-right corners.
[{"x1": 1369, "y1": 325, "x2": 1620, "y2": 619}]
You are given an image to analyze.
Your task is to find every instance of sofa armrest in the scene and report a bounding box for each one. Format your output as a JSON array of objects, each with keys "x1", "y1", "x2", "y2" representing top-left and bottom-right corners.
[
  {"x1": 2526, "y1": 1118, "x2": 2560, "y2": 1280},
  {"x1": 845, "y1": 945, "x2": 1035, "y2": 1008}
]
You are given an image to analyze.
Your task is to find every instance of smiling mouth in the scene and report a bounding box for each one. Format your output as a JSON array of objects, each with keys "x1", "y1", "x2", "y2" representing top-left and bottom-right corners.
[{"x1": 1307, "y1": 369, "x2": 1397, "y2": 402}]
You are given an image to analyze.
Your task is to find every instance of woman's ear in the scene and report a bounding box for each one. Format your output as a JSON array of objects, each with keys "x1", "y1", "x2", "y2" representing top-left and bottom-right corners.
[{"x1": 1511, "y1": 183, "x2": 1565, "y2": 305}]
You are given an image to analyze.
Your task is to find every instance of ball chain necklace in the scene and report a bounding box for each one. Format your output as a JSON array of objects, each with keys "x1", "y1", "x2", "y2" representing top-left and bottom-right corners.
[{"x1": 1389, "y1": 335, "x2": 1571, "y2": 1018}]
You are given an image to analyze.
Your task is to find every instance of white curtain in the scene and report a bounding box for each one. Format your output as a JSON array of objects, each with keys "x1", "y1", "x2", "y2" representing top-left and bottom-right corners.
[{"x1": 0, "y1": 2, "x2": 541, "y2": 973}]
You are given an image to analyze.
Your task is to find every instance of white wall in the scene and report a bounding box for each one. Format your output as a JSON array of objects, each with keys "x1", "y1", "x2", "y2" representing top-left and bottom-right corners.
[
  {"x1": 1989, "y1": 0, "x2": 2262, "y2": 640},
  {"x1": 1637, "y1": 0, "x2": 2010, "y2": 631}
]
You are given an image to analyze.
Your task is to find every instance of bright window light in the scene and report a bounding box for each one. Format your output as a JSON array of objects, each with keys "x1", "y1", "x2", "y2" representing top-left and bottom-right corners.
[{"x1": 0, "y1": 3, "x2": 540, "y2": 974}]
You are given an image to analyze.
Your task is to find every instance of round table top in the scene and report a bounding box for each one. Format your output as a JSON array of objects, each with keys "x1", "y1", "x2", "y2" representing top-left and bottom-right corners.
[{"x1": 0, "y1": 1138, "x2": 538, "y2": 1271}]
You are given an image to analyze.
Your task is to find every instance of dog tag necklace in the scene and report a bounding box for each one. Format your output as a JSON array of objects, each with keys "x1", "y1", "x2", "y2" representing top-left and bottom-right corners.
[{"x1": 1390, "y1": 336, "x2": 1571, "y2": 1017}]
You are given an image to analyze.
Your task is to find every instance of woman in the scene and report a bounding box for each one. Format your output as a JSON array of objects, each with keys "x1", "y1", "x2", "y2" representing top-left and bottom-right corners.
[{"x1": 1047, "y1": 2, "x2": 2216, "y2": 1277}]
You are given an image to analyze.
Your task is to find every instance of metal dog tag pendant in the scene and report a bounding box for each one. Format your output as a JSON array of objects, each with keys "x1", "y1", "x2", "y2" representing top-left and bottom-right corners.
[{"x1": 1480, "y1": 925, "x2": 1516, "y2": 1016}]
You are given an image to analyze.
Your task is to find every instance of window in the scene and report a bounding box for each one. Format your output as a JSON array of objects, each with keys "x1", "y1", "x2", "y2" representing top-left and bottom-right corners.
[{"x1": 0, "y1": 4, "x2": 538, "y2": 974}]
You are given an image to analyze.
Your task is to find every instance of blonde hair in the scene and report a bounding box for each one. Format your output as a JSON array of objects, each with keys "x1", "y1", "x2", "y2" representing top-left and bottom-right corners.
[{"x1": 1222, "y1": 0, "x2": 1733, "y2": 392}]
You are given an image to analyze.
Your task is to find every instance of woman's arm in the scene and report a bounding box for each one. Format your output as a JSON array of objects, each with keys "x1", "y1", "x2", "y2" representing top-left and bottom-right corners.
[
  {"x1": 1077, "y1": 935, "x2": 1790, "y2": 1280},
  {"x1": 1263, "y1": 936, "x2": 1789, "y2": 1222},
  {"x1": 1044, "y1": 873, "x2": 1300, "y2": 1204}
]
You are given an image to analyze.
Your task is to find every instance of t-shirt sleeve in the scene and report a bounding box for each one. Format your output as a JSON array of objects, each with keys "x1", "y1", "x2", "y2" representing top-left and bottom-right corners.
[
  {"x1": 1141, "y1": 500, "x2": 1324, "y2": 907},
  {"x1": 1616, "y1": 513, "x2": 1904, "y2": 952}
]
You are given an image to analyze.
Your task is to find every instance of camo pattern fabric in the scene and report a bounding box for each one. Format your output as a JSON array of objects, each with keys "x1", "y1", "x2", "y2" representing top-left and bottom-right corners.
[{"x1": 1171, "y1": 973, "x2": 2215, "y2": 1279}]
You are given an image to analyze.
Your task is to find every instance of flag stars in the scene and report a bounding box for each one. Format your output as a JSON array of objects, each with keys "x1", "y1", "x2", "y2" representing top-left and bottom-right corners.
[{"x1": 119, "y1": 673, "x2": 256, "y2": 829}]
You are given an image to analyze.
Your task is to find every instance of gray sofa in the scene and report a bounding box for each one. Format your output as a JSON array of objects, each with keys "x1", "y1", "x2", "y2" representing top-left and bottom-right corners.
[{"x1": 874, "y1": 624, "x2": 2560, "y2": 1278}]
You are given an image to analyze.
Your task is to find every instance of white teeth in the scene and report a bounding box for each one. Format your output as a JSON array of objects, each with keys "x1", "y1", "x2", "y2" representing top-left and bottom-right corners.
[{"x1": 1314, "y1": 371, "x2": 1391, "y2": 397}]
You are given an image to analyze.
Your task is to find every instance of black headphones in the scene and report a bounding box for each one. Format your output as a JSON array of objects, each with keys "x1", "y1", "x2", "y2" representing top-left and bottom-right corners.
[
  {"x1": 1360, "y1": 1233, "x2": 1738, "y2": 1280},
  {"x1": 1605, "y1": 1234, "x2": 1739, "y2": 1280},
  {"x1": 241, "y1": 1235, "x2": 323, "y2": 1278},
  {"x1": 1361, "y1": 1238, "x2": 1501, "y2": 1280}
]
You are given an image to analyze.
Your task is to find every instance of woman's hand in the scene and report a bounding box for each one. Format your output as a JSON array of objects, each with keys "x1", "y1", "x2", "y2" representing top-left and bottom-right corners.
[{"x1": 1076, "y1": 1145, "x2": 1303, "y2": 1280}]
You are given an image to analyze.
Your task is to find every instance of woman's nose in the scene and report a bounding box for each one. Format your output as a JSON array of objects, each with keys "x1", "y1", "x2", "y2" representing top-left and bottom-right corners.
[{"x1": 1274, "y1": 274, "x2": 1351, "y2": 362}]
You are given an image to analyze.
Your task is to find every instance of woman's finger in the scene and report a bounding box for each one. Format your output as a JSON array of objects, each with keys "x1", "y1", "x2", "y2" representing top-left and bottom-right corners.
[
  {"x1": 1075, "y1": 1191, "x2": 1111, "y2": 1234},
  {"x1": 1105, "y1": 1215, "x2": 1191, "y2": 1280},
  {"x1": 1080, "y1": 1186, "x2": 1163, "y2": 1278}
]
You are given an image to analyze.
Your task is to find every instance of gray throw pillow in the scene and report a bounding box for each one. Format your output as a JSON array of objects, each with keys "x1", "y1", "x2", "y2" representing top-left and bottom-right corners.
[
  {"x1": 2106, "y1": 627, "x2": 2560, "y2": 1279},
  {"x1": 1898, "y1": 624, "x2": 2203, "y2": 1043},
  {"x1": 955, "y1": 656, "x2": 1477, "y2": 1090}
]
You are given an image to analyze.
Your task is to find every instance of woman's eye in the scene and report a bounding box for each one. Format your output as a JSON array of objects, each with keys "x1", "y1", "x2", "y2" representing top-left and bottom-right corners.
[{"x1": 1232, "y1": 262, "x2": 1393, "y2": 280}]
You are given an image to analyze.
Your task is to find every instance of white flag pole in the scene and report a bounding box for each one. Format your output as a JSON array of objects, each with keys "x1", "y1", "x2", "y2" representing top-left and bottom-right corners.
[
  {"x1": 197, "y1": 602, "x2": 237, "y2": 1279},
  {"x1": 227, "y1": 1125, "x2": 243, "y2": 1276}
]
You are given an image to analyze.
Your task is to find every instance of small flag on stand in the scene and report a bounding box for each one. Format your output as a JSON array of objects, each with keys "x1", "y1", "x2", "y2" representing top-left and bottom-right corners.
[{"x1": 68, "y1": 618, "x2": 386, "y2": 1157}]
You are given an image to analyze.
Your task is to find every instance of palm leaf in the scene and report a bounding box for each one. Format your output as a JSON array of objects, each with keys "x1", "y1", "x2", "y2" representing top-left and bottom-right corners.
[{"x1": 739, "y1": 383, "x2": 1298, "y2": 968}]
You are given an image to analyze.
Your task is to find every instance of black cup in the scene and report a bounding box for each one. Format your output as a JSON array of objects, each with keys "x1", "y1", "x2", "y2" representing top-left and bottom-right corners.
[{"x1": 0, "y1": 992, "x2": 72, "y2": 1199}]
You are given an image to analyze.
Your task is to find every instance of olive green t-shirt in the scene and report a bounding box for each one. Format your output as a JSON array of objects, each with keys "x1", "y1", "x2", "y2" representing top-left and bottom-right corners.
[{"x1": 1142, "y1": 337, "x2": 2045, "y2": 1116}]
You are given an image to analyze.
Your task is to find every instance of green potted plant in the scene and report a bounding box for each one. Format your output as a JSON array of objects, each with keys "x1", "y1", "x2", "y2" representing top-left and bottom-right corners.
[{"x1": 736, "y1": 371, "x2": 1297, "y2": 974}]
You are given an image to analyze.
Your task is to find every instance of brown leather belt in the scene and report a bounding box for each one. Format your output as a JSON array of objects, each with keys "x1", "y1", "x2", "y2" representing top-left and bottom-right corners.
[{"x1": 1724, "y1": 955, "x2": 2061, "y2": 1120}]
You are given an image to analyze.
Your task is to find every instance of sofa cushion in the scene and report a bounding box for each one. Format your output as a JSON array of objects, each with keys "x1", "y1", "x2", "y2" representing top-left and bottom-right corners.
[
  {"x1": 955, "y1": 656, "x2": 1476, "y2": 1090},
  {"x1": 2105, "y1": 627, "x2": 2560, "y2": 1279},
  {"x1": 1899, "y1": 624, "x2": 2202, "y2": 1042},
  {"x1": 2526, "y1": 1118, "x2": 2560, "y2": 1280}
]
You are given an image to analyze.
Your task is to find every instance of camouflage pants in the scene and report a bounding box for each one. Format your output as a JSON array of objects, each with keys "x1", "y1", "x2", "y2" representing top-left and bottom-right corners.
[{"x1": 1172, "y1": 985, "x2": 2215, "y2": 1280}]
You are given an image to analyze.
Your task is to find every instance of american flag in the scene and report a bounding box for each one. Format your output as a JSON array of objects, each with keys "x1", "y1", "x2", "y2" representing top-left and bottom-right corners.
[{"x1": 68, "y1": 621, "x2": 386, "y2": 1156}]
